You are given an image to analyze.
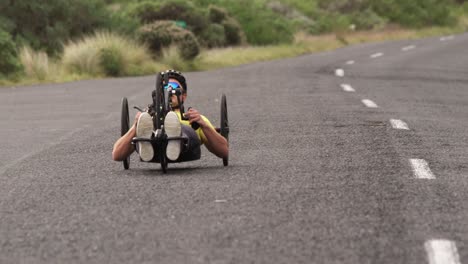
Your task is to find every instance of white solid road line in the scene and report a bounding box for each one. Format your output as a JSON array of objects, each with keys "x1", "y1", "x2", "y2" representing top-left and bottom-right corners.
[
  {"x1": 341, "y1": 84, "x2": 355, "y2": 92},
  {"x1": 335, "y1": 68, "x2": 345, "y2": 77},
  {"x1": 361, "y1": 99, "x2": 378, "y2": 108},
  {"x1": 370, "y1": 52, "x2": 384, "y2": 58},
  {"x1": 409, "y1": 159, "x2": 435, "y2": 179},
  {"x1": 402, "y1": 45, "x2": 416, "y2": 51},
  {"x1": 346, "y1": 60, "x2": 355, "y2": 65},
  {"x1": 425, "y1": 240, "x2": 461, "y2": 264},
  {"x1": 390, "y1": 119, "x2": 409, "y2": 130}
]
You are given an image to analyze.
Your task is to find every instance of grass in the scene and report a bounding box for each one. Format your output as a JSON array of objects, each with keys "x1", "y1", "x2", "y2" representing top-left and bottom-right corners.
[
  {"x1": 62, "y1": 31, "x2": 161, "y2": 76},
  {"x1": 195, "y1": 44, "x2": 309, "y2": 70},
  {"x1": 160, "y1": 45, "x2": 198, "y2": 72},
  {"x1": 19, "y1": 46, "x2": 52, "y2": 81},
  {"x1": 16, "y1": 46, "x2": 79, "y2": 85},
  {"x1": 0, "y1": 31, "x2": 169, "y2": 86},
  {"x1": 195, "y1": 23, "x2": 467, "y2": 71}
]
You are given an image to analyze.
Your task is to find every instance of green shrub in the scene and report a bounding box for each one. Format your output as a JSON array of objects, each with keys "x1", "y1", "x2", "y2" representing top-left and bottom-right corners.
[
  {"x1": 100, "y1": 46, "x2": 124, "y2": 76},
  {"x1": 351, "y1": 8, "x2": 387, "y2": 30},
  {"x1": 208, "y1": 5, "x2": 228, "y2": 23},
  {"x1": 177, "y1": 30, "x2": 201, "y2": 60},
  {"x1": 463, "y1": 2, "x2": 468, "y2": 13},
  {"x1": 201, "y1": 23, "x2": 226, "y2": 47},
  {"x1": 0, "y1": 16, "x2": 15, "y2": 33},
  {"x1": 309, "y1": 13, "x2": 352, "y2": 34},
  {"x1": 222, "y1": 17, "x2": 245, "y2": 46},
  {"x1": 138, "y1": 21, "x2": 176, "y2": 55},
  {"x1": 130, "y1": 0, "x2": 208, "y2": 35},
  {"x1": 108, "y1": 9, "x2": 141, "y2": 37},
  {"x1": 1, "y1": 0, "x2": 112, "y2": 54},
  {"x1": 278, "y1": 0, "x2": 319, "y2": 17},
  {"x1": 267, "y1": 1, "x2": 315, "y2": 31},
  {"x1": 0, "y1": 29, "x2": 22, "y2": 77},
  {"x1": 371, "y1": 0, "x2": 457, "y2": 28},
  {"x1": 316, "y1": 0, "x2": 368, "y2": 13},
  {"x1": 203, "y1": 5, "x2": 245, "y2": 46},
  {"x1": 212, "y1": 0, "x2": 294, "y2": 45},
  {"x1": 138, "y1": 21, "x2": 200, "y2": 60},
  {"x1": 128, "y1": 1, "x2": 162, "y2": 23}
]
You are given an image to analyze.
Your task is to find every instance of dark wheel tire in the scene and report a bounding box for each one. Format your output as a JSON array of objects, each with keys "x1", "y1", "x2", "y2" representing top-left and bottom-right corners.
[
  {"x1": 154, "y1": 73, "x2": 166, "y2": 130},
  {"x1": 154, "y1": 73, "x2": 168, "y2": 173},
  {"x1": 160, "y1": 151, "x2": 168, "y2": 173},
  {"x1": 121, "y1": 97, "x2": 130, "y2": 170},
  {"x1": 220, "y1": 94, "x2": 229, "y2": 166}
]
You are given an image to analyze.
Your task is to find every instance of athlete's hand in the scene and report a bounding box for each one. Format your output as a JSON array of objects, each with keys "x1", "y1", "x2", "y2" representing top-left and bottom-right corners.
[{"x1": 184, "y1": 108, "x2": 207, "y2": 128}]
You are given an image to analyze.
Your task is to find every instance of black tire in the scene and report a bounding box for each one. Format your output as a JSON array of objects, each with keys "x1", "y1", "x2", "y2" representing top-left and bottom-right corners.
[
  {"x1": 160, "y1": 152, "x2": 168, "y2": 173},
  {"x1": 121, "y1": 97, "x2": 130, "y2": 170},
  {"x1": 220, "y1": 94, "x2": 229, "y2": 166},
  {"x1": 154, "y1": 73, "x2": 165, "y2": 130},
  {"x1": 154, "y1": 73, "x2": 168, "y2": 173}
]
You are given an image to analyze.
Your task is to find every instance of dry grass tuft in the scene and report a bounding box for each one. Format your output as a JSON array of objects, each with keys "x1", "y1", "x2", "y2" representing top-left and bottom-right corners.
[
  {"x1": 19, "y1": 46, "x2": 51, "y2": 81},
  {"x1": 61, "y1": 31, "x2": 157, "y2": 76}
]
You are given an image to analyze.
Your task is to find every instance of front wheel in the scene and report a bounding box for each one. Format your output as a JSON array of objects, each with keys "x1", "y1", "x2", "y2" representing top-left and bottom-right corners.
[
  {"x1": 154, "y1": 73, "x2": 169, "y2": 173},
  {"x1": 160, "y1": 152, "x2": 168, "y2": 173}
]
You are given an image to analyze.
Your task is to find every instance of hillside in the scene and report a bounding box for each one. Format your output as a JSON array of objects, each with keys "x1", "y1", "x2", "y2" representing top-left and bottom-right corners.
[{"x1": 0, "y1": 0, "x2": 467, "y2": 82}]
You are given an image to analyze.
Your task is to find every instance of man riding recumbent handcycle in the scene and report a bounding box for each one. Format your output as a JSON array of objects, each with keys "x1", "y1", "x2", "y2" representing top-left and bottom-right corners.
[{"x1": 112, "y1": 70, "x2": 229, "y2": 173}]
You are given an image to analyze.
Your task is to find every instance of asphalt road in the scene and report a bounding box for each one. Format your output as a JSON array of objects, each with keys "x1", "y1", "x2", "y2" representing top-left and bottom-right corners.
[{"x1": 1, "y1": 33, "x2": 468, "y2": 263}]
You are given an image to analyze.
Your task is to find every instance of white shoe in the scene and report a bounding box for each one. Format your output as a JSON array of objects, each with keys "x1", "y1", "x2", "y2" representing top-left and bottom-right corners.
[
  {"x1": 136, "y1": 112, "x2": 154, "y2": 162},
  {"x1": 164, "y1": 111, "x2": 181, "y2": 161}
]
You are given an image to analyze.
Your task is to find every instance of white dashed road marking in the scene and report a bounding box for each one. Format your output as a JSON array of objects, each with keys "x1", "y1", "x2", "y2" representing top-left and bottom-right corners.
[
  {"x1": 361, "y1": 99, "x2": 378, "y2": 108},
  {"x1": 425, "y1": 240, "x2": 461, "y2": 264},
  {"x1": 440, "y1": 35, "x2": 455, "y2": 41},
  {"x1": 346, "y1": 60, "x2": 355, "y2": 65},
  {"x1": 402, "y1": 45, "x2": 416, "y2": 51},
  {"x1": 335, "y1": 69, "x2": 344, "y2": 77},
  {"x1": 340, "y1": 84, "x2": 355, "y2": 92},
  {"x1": 370, "y1": 52, "x2": 384, "y2": 58},
  {"x1": 390, "y1": 119, "x2": 409, "y2": 130},
  {"x1": 410, "y1": 159, "x2": 435, "y2": 179}
]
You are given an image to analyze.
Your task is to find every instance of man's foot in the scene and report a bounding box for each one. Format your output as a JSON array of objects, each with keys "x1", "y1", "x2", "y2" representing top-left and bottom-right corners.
[
  {"x1": 136, "y1": 112, "x2": 154, "y2": 162},
  {"x1": 164, "y1": 111, "x2": 182, "y2": 161}
]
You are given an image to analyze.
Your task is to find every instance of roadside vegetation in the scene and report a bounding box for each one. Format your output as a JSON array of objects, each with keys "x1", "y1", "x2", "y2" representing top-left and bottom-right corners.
[{"x1": 1, "y1": 0, "x2": 468, "y2": 86}]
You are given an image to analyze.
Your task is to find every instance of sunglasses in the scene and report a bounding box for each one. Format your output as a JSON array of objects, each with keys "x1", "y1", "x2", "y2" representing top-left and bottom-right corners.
[{"x1": 164, "y1": 82, "x2": 182, "y2": 90}]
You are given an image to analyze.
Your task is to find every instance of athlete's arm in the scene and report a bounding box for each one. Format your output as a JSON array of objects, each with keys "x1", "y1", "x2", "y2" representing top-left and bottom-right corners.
[
  {"x1": 112, "y1": 112, "x2": 140, "y2": 161},
  {"x1": 185, "y1": 108, "x2": 229, "y2": 159}
]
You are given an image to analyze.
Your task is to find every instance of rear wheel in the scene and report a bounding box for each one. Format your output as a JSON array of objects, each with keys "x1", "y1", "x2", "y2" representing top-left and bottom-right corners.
[
  {"x1": 220, "y1": 94, "x2": 229, "y2": 166},
  {"x1": 121, "y1": 97, "x2": 130, "y2": 170}
]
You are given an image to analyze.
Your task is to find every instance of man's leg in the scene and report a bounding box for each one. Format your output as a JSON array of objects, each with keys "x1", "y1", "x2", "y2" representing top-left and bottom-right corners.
[
  {"x1": 141, "y1": 111, "x2": 201, "y2": 163},
  {"x1": 177, "y1": 125, "x2": 201, "y2": 162},
  {"x1": 165, "y1": 111, "x2": 182, "y2": 161}
]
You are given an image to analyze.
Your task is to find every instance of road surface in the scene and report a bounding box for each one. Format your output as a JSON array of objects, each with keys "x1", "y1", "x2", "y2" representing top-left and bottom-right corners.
[{"x1": 1, "y1": 33, "x2": 467, "y2": 263}]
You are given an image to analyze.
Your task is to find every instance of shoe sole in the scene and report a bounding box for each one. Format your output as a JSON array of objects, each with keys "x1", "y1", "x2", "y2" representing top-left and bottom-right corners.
[
  {"x1": 136, "y1": 113, "x2": 154, "y2": 162},
  {"x1": 164, "y1": 112, "x2": 181, "y2": 161}
]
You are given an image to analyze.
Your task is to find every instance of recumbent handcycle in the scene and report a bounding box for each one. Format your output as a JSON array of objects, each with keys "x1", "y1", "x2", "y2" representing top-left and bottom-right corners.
[{"x1": 119, "y1": 71, "x2": 229, "y2": 173}]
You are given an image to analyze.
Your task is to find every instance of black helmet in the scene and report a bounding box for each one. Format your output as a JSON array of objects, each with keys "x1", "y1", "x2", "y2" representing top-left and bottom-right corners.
[{"x1": 160, "y1": 69, "x2": 187, "y2": 91}]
